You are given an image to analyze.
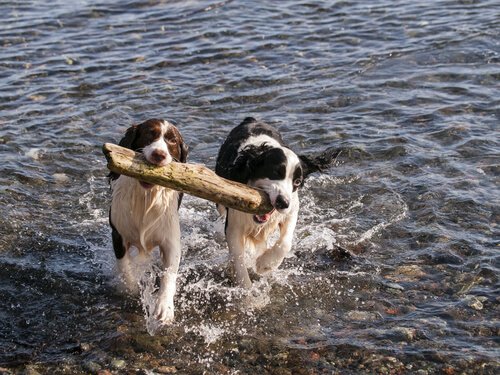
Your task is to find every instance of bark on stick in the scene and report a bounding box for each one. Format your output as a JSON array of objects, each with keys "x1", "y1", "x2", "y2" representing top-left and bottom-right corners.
[{"x1": 102, "y1": 143, "x2": 273, "y2": 215}]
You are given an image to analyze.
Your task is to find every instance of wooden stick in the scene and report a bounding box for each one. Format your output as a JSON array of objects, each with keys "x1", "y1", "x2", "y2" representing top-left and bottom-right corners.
[{"x1": 102, "y1": 143, "x2": 274, "y2": 215}]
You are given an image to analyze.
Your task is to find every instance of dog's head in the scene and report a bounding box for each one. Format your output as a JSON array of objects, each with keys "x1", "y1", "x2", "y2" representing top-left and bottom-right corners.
[
  {"x1": 234, "y1": 143, "x2": 304, "y2": 217},
  {"x1": 119, "y1": 118, "x2": 188, "y2": 166}
]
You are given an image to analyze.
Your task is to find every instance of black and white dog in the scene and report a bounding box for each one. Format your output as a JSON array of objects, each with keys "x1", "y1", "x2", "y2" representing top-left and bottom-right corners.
[
  {"x1": 109, "y1": 118, "x2": 188, "y2": 324},
  {"x1": 215, "y1": 117, "x2": 336, "y2": 288}
]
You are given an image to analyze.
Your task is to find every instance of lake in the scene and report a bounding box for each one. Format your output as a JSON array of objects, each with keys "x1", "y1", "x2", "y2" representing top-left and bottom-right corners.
[{"x1": 0, "y1": 0, "x2": 498, "y2": 373}]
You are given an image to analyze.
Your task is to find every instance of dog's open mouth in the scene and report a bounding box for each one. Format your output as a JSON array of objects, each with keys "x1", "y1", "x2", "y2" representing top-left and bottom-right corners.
[
  {"x1": 140, "y1": 181, "x2": 154, "y2": 189},
  {"x1": 253, "y1": 209, "x2": 275, "y2": 224}
]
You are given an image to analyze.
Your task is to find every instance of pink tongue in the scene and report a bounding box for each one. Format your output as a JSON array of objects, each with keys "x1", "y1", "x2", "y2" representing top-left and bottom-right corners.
[{"x1": 254, "y1": 212, "x2": 272, "y2": 223}]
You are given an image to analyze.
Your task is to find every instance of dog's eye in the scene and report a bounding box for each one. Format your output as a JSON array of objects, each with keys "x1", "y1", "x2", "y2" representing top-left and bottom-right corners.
[
  {"x1": 293, "y1": 178, "x2": 302, "y2": 187},
  {"x1": 165, "y1": 136, "x2": 178, "y2": 145}
]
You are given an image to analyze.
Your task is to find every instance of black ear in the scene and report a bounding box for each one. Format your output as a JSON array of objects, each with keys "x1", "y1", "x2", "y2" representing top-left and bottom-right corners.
[
  {"x1": 118, "y1": 125, "x2": 138, "y2": 150},
  {"x1": 299, "y1": 147, "x2": 341, "y2": 178},
  {"x1": 228, "y1": 153, "x2": 252, "y2": 183},
  {"x1": 240, "y1": 116, "x2": 257, "y2": 126}
]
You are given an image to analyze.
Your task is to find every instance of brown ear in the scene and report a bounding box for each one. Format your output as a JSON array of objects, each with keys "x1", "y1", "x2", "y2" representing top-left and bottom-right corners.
[
  {"x1": 118, "y1": 125, "x2": 138, "y2": 150},
  {"x1": 171, "y1": 125, "x2": 189, "y2": 163}
]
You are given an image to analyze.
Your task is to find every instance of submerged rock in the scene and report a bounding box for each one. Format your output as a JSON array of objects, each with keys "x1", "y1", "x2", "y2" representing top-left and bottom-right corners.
[
  {"x1": 396, "y1": 265, "x2": 426, "y2": 279},
  {"x1": 156, "y1": 366, "x2": 178, "y2": 374},
  {"x1": 464, "y1": 295, "x2": 487, "y2": 311},
  {"x1": 347, "y1": 310, "x2": 382, "y2": 321},
  {"x1": 83, "y1": 361, "x2": 101, "y2": 373},
  {"x1": 110, "y1": 359, "x2": 126, "y2": 369}
]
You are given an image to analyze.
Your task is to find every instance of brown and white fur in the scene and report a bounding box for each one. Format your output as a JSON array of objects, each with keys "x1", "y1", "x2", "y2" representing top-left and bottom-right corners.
[{"x1": 109, "y1": 118, "x2": 188, "y2": 324}]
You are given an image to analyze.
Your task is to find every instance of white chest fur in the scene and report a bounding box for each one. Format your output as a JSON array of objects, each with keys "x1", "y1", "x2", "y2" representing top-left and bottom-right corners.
[{"x1": 110, "y1": 175, "x2": 179, "y2": 251}]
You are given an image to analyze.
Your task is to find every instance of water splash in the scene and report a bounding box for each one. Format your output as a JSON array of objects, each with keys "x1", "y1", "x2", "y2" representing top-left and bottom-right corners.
[{"x1": 139, "y1": 262, "x2": 164, "y2": 336}]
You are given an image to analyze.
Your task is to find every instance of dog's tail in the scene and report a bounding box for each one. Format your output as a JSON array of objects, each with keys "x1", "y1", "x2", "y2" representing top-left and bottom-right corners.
[{"x1": 299, "y1": 147, "x2": 342, "y2": 178}]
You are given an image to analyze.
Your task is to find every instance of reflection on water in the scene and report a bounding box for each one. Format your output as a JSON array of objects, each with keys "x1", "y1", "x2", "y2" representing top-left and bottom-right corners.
[{"x1": 0, "y1": 0, "x2": 499, "y2": 373}]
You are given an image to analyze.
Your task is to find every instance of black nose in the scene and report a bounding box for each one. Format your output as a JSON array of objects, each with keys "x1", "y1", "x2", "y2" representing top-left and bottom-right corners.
[{"x1": 275, "y1": 195, "x2": 289, "y2": 210}]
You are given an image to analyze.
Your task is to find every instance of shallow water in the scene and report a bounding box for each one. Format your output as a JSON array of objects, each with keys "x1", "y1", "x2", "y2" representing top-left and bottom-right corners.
[{"x1": 1, "y1": 0, "x2": 499, "y2": 373}]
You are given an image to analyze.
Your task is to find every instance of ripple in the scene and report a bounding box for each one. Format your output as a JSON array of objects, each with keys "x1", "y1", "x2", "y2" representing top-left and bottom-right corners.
[{"x1": 1, "y1": 0, "x2": 499, "y2": 372}]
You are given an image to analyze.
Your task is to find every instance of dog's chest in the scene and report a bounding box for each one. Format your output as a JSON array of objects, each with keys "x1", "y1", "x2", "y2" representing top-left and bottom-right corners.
[{"x1": 110, "y1": 176, "x2": 178, "y2": 245}]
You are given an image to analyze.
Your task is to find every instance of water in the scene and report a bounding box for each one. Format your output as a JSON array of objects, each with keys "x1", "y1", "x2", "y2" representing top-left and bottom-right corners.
[{"x1": 1, "y1": 0, "x2": 498, "y2": 373}]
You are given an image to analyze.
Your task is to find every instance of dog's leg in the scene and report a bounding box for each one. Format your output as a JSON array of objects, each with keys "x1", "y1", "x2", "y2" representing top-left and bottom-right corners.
[
  {"x1": 255, "y1": 210, "x2": 298, "y2": 275},
  {"x1": 112, "y1": 226, "x2": 138, "y2": 293},
  {"x1": 155, "y1": 224, "x2": 181, "y2": 324},
  {"x1": 225, "y1": 210, "x2": 252, "y2": 289}
]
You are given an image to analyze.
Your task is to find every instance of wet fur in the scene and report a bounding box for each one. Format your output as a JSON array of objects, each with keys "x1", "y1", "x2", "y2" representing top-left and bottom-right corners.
[
  {"x1": 215, "y1": 117, "x2": 337, "y2": 288},
  {"x1": 109, "y1": 119, "x2": 188, "y2": 324}
]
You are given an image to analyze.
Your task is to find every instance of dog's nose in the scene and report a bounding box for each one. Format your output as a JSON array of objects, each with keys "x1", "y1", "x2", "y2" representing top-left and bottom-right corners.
[
  {"x1": 275, "y1": 195, "x2": 289, "y2": 210},
  {"x1": 150, "y1": 150, "x2": 167, "y2": 164}
]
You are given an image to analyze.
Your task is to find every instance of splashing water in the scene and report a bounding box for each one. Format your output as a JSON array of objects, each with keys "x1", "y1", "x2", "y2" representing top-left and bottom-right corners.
[
  {"x1": 139, "y1": 262, "x2": 164, "y2": 336},
  {"x1": 1, "y1": 0, "x2": 498, "y2": 373}
]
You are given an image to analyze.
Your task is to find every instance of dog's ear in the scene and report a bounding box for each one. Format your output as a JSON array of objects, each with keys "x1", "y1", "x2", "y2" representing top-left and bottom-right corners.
[
  {"x1": 176, "y1": 127, "x2": 189, "y2": 163},
  {"x1": 299, "y1": 147, "x2": 341, "y2": 178},
  {"x1": 240, "y1": 117, "x2": 257, "y2": 126},
  {"x1": 179, "y1": 141, "x2": 189, "y2": 163},
  {"x1": 118, "y1": 125, "x2": 138, "y2": 150},
  {"x1": 229, "y1": 153, "x2": 252, "y2": 183}
]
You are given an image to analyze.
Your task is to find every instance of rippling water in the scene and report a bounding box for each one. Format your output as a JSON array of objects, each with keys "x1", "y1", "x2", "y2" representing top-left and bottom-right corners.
[{"x1": 1, "y1": 0, "x2": 499, "y2": 373}]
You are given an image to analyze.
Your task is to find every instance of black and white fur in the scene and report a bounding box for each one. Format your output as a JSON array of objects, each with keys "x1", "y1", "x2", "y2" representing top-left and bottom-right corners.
[
  {"x1": 215, "y1": 117, "x2": 335, "y2": 288},
  {"x1": 109, "y1": 118, "x2": 188, "y2": 324}
]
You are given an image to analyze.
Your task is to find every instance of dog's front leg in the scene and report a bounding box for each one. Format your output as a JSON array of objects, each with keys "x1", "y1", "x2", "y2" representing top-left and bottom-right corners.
[
  {"x1": 256, "y1": 210, "x2": 298, "y2": 275},
  {"x1": 226, "y1": 211, "x2": 252, "y2": 289},
  {"x1": 156, "y1": 229, "x2": 181, "y2": 324},
  {"x1": 111, "y1": 225, "x2": 138, "y2": 293}
]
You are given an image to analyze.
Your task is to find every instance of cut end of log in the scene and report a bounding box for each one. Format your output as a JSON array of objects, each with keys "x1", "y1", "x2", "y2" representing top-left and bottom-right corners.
[{"x1": 102, "y1": 143, "x2": 274, "y2": 215}]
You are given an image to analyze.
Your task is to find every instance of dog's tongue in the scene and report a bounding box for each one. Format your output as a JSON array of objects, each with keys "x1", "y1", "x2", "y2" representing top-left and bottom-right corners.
[{"x1": 253, "y1": 210, "x2": 274, "y2": 224}]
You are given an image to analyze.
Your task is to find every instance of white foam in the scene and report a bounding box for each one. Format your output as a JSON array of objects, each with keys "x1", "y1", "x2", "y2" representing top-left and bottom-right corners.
[{"x1": 25, "y1": 148, "x2": 41, "y2": 160}]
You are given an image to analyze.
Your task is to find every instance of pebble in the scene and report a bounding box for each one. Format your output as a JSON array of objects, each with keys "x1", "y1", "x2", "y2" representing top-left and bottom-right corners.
[
  {"x1": 156, "y1": 366, "x2": 178, "y2": 374},
  {"x1": 395, "y1": 265, "x2": 426, "y2": 278},
  {"x1": 83, "y1": 361, "x2": 101, "y2": 373},
  {"x1": 347, "y1": 310, "x2": 382, "y2": 321},
  {"x1": 465, "y1": 295, "x2": 486, "y2": 310},
  {"x1": 393, "y1": 327, "x2": 417, "y2": 341},
  {"x1": 22, "y1": 365, "x2": 41, "y2": 375},
  {"x1": 53, "y1": 173, "x2": 70, "y2": 184},
  {"x1": 132, "y1": 334, "x2": 164, "y2": 353},
  {"x1": 79, "y1": 342, "x2": 91, "y2": 352},
  {"x1": 111, "y1": 359, "x2": 126, "y2": 369},
  {"x1": 384, "y1": 282, "x2": 405, "y2": 291}
]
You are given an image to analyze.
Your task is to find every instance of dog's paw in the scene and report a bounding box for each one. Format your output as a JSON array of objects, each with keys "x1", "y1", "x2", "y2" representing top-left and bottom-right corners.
[
  {"x1": 154, "y1": 302, "x2": 175, "y2": 325},
  {"x1": 255, "y1": 250, "x2": 283, "y2": 275}
]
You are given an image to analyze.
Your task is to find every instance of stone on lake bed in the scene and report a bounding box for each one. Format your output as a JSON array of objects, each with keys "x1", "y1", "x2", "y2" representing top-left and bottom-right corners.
[
  {"x1": 396, "y1": 265, "x2": 426, "y2": 278},
  {"x1": 156, "y1": 365, "x2": 178, "y2": 373},
  {"x1": 347, "y1": 310, "x2": 382, "y2": 321},
  {"x1": 53, "y1": 173, "x2": 70, "y2": 184},
  {"x1": 83, "y1": 361, "x2": 101, "y2": 373},
  {"x1": 464, "y1": 295, "x2": 487, "y2": 311},
  {"x1": 110, "y1": 359, "x2": 126, "y2": 369},
  {"x1": 385, "y1": 265, "x2": 427, "y2": 283}
]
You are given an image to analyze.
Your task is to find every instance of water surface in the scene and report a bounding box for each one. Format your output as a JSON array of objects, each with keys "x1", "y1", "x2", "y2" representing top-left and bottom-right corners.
[{"x1": 0, "y1": 0, "x2": 499, "y2": 373}]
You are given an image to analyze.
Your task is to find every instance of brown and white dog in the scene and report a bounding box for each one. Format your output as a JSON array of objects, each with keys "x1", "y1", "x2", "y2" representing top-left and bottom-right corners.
[{"x1": 109, "y1": 118, "x2": 188, "y2": 324}]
